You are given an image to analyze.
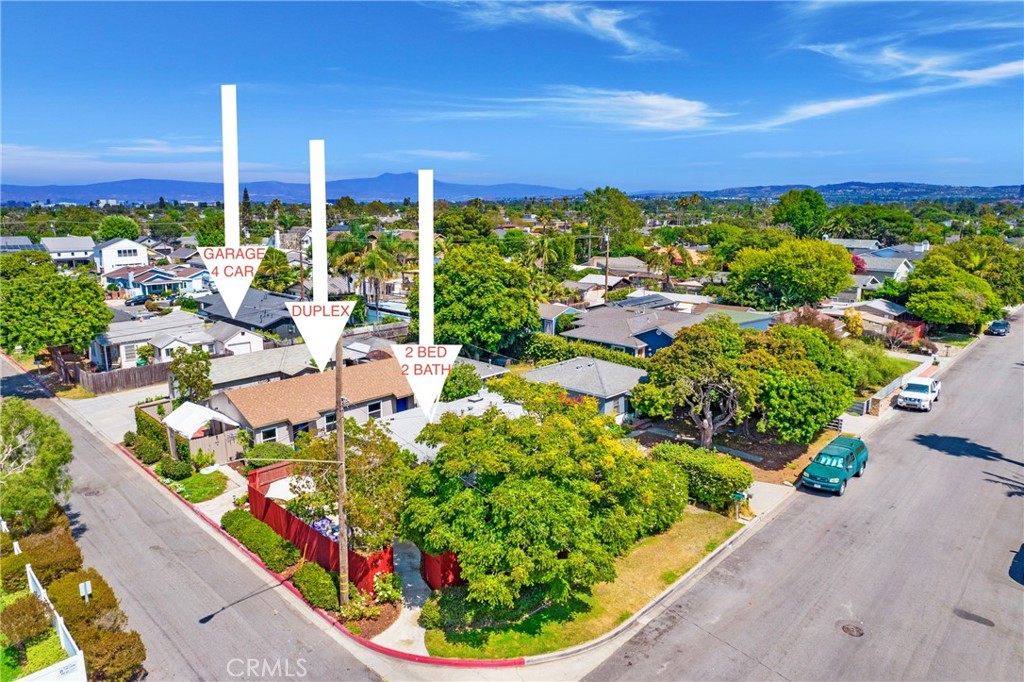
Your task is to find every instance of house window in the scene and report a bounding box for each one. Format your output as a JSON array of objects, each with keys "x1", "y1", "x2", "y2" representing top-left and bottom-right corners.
[
  {"x1": 116, "y1": 249, "x2": 138, "y2": 258},
  {"x1": 122, "y1": 344, "x2": 137, "y2": 362},
  {"x1": 324, "y1": 412, "x2": 337, "y2": 431},
  {"x1": 368, "y1": 401, "x2": 382, "y2": 419},
  {"x1": 259, "y1": 427, "x2": 277, "y2": 443}
]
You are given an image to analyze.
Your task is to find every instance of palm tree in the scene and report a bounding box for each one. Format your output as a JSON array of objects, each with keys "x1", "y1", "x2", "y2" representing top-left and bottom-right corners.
[
  {"x1": 644, "y1": 245, "x2": 690, "y2": 291},
  {"x1": 254, "y1": 247, "x2": 296, "y2": 293},
  {"x1": 360, "y1": 248, "x2": 398, "y2": 313},
  {"x1": 527, "y1": 230, "x2": 560, "y2": 272}
]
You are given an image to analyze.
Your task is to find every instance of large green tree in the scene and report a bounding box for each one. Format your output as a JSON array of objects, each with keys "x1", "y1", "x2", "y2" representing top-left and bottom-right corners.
[
  {"x1": 168, "y1": 347, "x2": 213, "y2": 404},
  {"x1": 773, "y1": 189, "x2": 828, "y2": 238},
  {"x1": 253, "y1": 247, "x2": 297, "y2": 293},
  {"x1": 410, "y1": 243, "x2": 539, "y2": 354},
  {"x1": 401, "y1": 376, "x2": 687, "y2": 608},
  {"x1": 928, "y1": 237, "x2": 1024, "y2": 307},
  {"x1": 0, "y1": 398, "x2": 74, "y2": 525},
  {"x1": 97, "y1": 215, "x2": 140, "y2": 241},
  {"x1": 725, "y1": 239, "x2": 853, "y2": 309},
  {"x1": 0, "y1": 271, "x2": 112, "y2": 353},
  {"x1": 904, "y1": 254, "x2": 1001, "y2": 328},
  {"x1": 0, "y1": 251, "x2": 54, "y2": 280}
]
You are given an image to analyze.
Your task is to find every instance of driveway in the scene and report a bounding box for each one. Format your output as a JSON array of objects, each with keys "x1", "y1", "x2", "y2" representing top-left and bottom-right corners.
[{"x1": 61, "y1": 383, "x2": 168, "y2": 443}]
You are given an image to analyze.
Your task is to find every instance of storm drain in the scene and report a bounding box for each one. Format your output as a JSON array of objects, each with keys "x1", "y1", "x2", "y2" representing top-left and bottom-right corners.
[{"x1": 842, "y1": 624, "x2": 865, "y2": 637}]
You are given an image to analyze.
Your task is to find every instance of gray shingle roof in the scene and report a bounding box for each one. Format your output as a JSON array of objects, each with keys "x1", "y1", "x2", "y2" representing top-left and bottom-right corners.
[
  {"x1": 41, "y1": 236, "x2": 95, "y2": 252},
  {"x1": 209, "y1": 345, "x2": 317, "y2": 386},
  {"x1": 98, "y1": 311, "x2": 206, "y2": 345},
  {"x1": 521, "y1": 357, "x2": 646, "y2": 399},
  {"x1": 199, "y1": 290, "x2": 297, "y2": 328},
  {"x1": 206, "y1": 321, "x2": 264, "y2": 344},
  {"x1": 860, "y1": 256, "x2": 911, "y2": 273}
]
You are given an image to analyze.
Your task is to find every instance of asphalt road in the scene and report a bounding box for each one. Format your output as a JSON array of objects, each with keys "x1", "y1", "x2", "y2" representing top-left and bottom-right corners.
[
  {"x1": 587, "y1": 318, "x2": 1024, "y2": 681},
  {"x1": 1, "y1": 357, "x2": 380, "y2": 682}
]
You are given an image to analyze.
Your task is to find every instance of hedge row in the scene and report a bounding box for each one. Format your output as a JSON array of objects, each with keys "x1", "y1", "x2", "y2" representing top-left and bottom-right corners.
[
  {"x1": 49, "y1": 568, "x2": 144, "y2": 682},
  {"x1": 221, "y1": 509, "x2": 301, "y2": 573},
  {"x1": 157, "y1": 456, "x2": 192, "y2": 481},
  {"x1": 651, "y1": 443, "x2": 753, "y2": 511},
  {"x1": 134, "y1": 406, "x2": 190, "y2": 461},
  {"x1": 1, "y1": 524, "x2": 83, "y2": 591},
  {"x1": 291, "y1": 562, "x2": 339, "y2": 611},
  {"x1": 521, "y1": 333, "x2": 649, "y2": 370}
]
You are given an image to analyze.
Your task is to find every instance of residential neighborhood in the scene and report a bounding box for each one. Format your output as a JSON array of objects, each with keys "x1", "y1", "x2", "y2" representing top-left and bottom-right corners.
[{"x1": 1, "y1": 3, "x2": 1021, "y2": 682}]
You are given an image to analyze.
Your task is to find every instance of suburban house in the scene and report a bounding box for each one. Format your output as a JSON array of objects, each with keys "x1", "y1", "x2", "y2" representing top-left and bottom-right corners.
[
  {"x1": 610, "y1": 293, "x2": 675, "y2": 311},
  {"x1": 860, "y1": 256, "x2": 914, "y2": 283},
  {"x1": 454, "y1": 357, "x2": 509, "y2": 380},
  {"x1": 209, "y1": 356, "x2": 414, "y2": 446},
  {"x1": 834, "y1": 274, "x2": 882, "y2": 303},
  {"x1": 578, "y1": 273, "x2": 628, "y2": 290},
  {"x1": 625, "y1": 288, "x2": 713, "y2": 312},
  {"x1": 587, "y1": 255, "x2": 655, "y2": 279},
  {"x1": 521, "y1": 356, "x2": 647, "y2": 420},
  {"x1": 90, "y1": 311, "x2": 206, "y2": 370},
  {"x1": 820, "y1": 299, "x2": 914, "y2": 338},
  {"x1": 774, "y1": 306, "x2": 846, "y2": 338},
  {"x1": 93, "y1": 238, "x2": 149, "y2": 274},
  {"x1": 207, "y1": 321, "x2": 265, "y2": 355},
  {"x1": 560, "y1": 280, "x2": 605, "y2": 308},
  {"x1": 103, "y1": 264, "x2": 210, "y2": 296},
  {"x1": 539, "y1": 303, "x2": 584, "y2": 335},
  {"x1": 826, "y1": 238, "x2": 882, "y2": 253},
  {"x1": 40, "y1": 236, "x2": 95, "y2": 268},
  {"x1": 149, "y1": 329, "x2": 217, "y2": 362},
  {"x1": 197, "y1": 290, "x2": 301, "y2": 339},
  {"x1": 185, "y1": 345, "x2": 322, "y2": 398},
  {"x1": 168, "y1": 247, "x2": 200, "y2": 263},
  {"x1": 559, "y1": 304, "x2": 774, "y2": 357},
  {"x1": 287, "y1": 276, "x2": 355, "y2": 300},
  {"x1": 0, "y1": 236, "x2": 43, "y2": 253},
  {"x1": 864, "y1": 241, "x2": 931, "y2": 262}
]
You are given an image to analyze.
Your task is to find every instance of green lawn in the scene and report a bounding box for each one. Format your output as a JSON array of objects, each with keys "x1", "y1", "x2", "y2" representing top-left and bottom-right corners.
[
  {"x1": 172, "y1": 471, "x2": 228, "y2": 503},
  {"x1": 423, "y1": 509, "x2": 742, "y2": 659},
  {"x1": 0, "y1": 647, "x2": 20, "y2": 682},
  {"x1": 1, "y1": 630, "x2": 67, "y2": 682},
  {"x1": 930, "y1": 331, "x2": 975, "y2": 347}
]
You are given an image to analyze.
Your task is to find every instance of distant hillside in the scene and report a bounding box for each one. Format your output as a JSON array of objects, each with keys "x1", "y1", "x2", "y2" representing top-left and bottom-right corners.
[
  {"x1": 637, "y1": 181, "x2": 1023, "y2": 204},
  {"x1": 1, "y1": 175, "x2": 1020, "y2": 205},
  {"x1": 0, "y1": 173, "x2": 584, "y2": 204}
]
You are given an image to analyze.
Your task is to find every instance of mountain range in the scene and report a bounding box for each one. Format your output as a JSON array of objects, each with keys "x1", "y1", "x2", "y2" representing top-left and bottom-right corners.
[{"x1": 1, "y1": 174, "x2": 1020, "y2": 205}]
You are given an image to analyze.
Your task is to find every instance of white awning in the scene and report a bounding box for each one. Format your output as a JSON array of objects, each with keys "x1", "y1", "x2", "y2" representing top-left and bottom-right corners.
[{"x1": 162, "y1": 401, "x2": 239, "y2": 438}]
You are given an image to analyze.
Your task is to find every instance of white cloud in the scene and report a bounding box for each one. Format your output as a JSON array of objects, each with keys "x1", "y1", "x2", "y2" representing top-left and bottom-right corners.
[
  {"x1": 451, "y1": 1, "x2": 676, "y2": 58},
  {"x1": 524, "y1": 86, "x2": 718, "y2": 130},
  {"x1": 106, "y1": 138, "x2": 221, "y2": 155}
]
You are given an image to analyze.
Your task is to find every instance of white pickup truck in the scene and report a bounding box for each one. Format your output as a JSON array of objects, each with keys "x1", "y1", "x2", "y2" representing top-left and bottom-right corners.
[{"x1": 896, "y1": 377, "x2": 942, "y2": 412}]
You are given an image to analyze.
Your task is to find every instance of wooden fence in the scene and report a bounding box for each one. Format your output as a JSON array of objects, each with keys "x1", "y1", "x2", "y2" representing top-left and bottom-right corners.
[
  {"x1": 247, "y1": 462, "x2": 393, "y2": 593},
  {"x1": 76, "y1": 363, "x2": 169, "y2": 395}
]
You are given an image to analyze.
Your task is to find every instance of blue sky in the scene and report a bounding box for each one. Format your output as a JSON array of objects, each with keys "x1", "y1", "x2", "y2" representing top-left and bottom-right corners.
[{"x1": 2, "y1": 1, "x2": 1021, "y2": 191}]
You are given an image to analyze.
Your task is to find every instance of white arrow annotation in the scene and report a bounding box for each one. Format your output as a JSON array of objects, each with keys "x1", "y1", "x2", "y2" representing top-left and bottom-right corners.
[
  {"x1": 392, "y1": 170, "x2": 460, "y2": 422},
  {"x1": 202, "y1": 84, "x2": 265, "y2": 318},
  {"x1": 287, "y1": 140, "x2": 352, "y2": 372}
]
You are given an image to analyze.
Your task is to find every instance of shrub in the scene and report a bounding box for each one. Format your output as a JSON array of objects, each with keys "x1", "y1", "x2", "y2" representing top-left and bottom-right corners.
[
  {"x1": 179, "y1": 298, "x2": 199, "y2": 312},
  {"x1": 338, "y1": 586, "x2": 380, "y2": 622},
  {"x1": 221, "y1": 509, "x2": 300, "y2": 573},
  {"x1": 0, "y1": 594, "x2": 50, "y2": 648},
  {"x1": 439, "y1": 363, "x2": 483, "y2": 402},
  {"x1": 134, "y1": 407, "x2": 168, "y2": 451},
  {"x1": 372, "y1": 572, "x2": 402, "y2": 604},
  {"x1": 0, "y1": 552, "x2": 29, "y2": 591},
  {"x1": 606, "y1": 287, "x2": 634, "y2": 301},
  {"x1": 245, "y1": 442, "x2": 295, "y2": 470},
  {"x1": 20, "y1": 629, "x2": 66, "y2": 676},
  {"x1": 191, "y1": 449, "x2": 215, "y2": 472},
  {"x1": 418, "y1": 597, "x2": 443, "y2": 629},
  {"x1": 74, "y1": 625, "x2": 146, "y2": 682},
  {"x1": 135, "y1": 437, "x2": 164, "y2": 465},
  {"x1": 158, "y1": 456, "x2": 192, "y2": 481},
  {"x1": 19, "y1": 526, "x2": 83, "y2": 585},
  {"x1": 47, "y1": 569, "x2": 124, "y2": 631},
  {"x1": 652, "y1": 443, "x2": 753, "y2": 511},
  {"x1": 122, "y1": 431, "x2": 137, "y2": 448},
  {"x1": 521, "y1": 333, "x2": 648, "y2": 370},
  {"x1": 292, "y1": 562, "x2": 339, "y2": 611}
]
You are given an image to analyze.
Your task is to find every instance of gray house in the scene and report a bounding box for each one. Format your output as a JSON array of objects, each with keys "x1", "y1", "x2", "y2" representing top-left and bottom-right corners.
[
  {"x1": 521, "y1": 356, "x2": 647, "y2": 420},
  {"x1": 40, "y1": 236, "x2": 95, "y2": 268},
  {"x1": 90, "y1": 311, "x2": 207, "y2": 370}
]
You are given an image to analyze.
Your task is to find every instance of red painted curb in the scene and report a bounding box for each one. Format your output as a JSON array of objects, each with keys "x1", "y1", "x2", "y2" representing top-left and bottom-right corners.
[{"x1": 112, "y1": 444, "x2": 525, "y2": 668}]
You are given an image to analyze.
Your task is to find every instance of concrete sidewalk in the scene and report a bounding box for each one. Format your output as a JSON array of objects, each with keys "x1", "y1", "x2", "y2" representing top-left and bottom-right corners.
[
  {"x1": 748, "y1": 481, "x2": 792, "y2": 518},
  {"x1": 373, "y1": 541, "x2": 431, "y2": 655}
]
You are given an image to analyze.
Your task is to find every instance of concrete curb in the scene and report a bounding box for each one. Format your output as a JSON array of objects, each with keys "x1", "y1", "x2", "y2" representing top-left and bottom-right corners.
[{"x1": 524, "y1": 494, "x2": 795, "y2": 665}]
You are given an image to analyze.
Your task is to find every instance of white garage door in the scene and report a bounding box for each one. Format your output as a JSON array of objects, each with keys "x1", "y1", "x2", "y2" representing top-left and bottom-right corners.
[{"x1": 227, "y1": 341, "x2": 253, "y2": 355}]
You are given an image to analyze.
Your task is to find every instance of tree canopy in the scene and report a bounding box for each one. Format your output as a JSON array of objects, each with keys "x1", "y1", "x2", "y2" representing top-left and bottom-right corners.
[
  {"x1": 0, "y1": 398, "x2": 74, "y2": 525},
  {"x1": 410, "y1": 243, "x2": 539, "y2": 354},
  {"x1": 725, "y1": 239, "x2": 853, "y2": 309},
  {"x1": 905, "y1": 254, "x2": 1001, "y2": 328},
  {"x1": 0, "y1": 268, "x2": 112, "y2": 354},
  {"x1": 773, "y1": 189, "x2": 828, "y2": 238},
  {"x1": 401, "y1": 375, "x2": 687, "y2": 608},
  {"x1": 169, "y1": 347, "x2": 212, "y2": 404},
  {"x1": 97, "y1": 215, "x2": 141, "y2": 241}
]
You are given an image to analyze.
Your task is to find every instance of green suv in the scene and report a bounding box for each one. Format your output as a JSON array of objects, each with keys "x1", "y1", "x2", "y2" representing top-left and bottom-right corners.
[{"x1": 799, "y1": 436, "x2": 869, "y2": 496}]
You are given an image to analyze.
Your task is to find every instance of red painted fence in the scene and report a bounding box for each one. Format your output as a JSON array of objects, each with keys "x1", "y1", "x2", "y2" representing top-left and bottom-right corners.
[
  {"x1": 247, "y1": 462, "x2": 393, "y2": 594},
  {"x1": 421, "y1": 550, "x2": 464, "y2": 590}
]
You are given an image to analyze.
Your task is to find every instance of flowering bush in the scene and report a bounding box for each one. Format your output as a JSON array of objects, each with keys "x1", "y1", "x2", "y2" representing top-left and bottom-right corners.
[{"x1": 372, "y1": 572, "x2": 402, "y2": 604}]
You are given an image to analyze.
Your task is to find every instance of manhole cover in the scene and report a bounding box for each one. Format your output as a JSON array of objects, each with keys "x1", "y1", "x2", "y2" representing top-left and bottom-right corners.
[
  {"x1": 78, "y1": 487, "x2": 101, "y2": 497},
  {"x1": 842, "y1": 624, "x2": 865, "y2": 637}
]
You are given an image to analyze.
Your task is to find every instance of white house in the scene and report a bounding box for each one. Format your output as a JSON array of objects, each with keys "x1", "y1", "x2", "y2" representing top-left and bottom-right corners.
[
  {"x1": 93, "y1": 238, "x2": 149, "y2": 274},
  {"x1": 90, "y1": 311, "x2": 207, "y2": 370},
  {"x1": 207, "y1": 321, "x2": 265, "y2": 355},
  {"x1": 40, "y1": 236, "x2": 95, "y2": 268}
]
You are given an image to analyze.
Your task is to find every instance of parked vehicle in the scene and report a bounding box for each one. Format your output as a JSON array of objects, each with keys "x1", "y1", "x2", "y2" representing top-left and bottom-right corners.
[
  {"x1": 125, "y1": 294, "x2": 151, "y2": 307},
  {"x1": 986, "y1": 320, "x2": 1010, "y2": 336},
  {"x1": 799, "y1": 436, "x2": 869, "y2": 496},
  {"x1": 896, "y1": 377, "x2": 942, "y2": 411}
]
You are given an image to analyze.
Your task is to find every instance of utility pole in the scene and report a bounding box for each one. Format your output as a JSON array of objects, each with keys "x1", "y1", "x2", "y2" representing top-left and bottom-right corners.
[
  {"x1": 335, "y1": 335, "x2": 349, "y2": 606},
  {"x1": 603, "y1": 227, "x2": 611, "y2": 302}
]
